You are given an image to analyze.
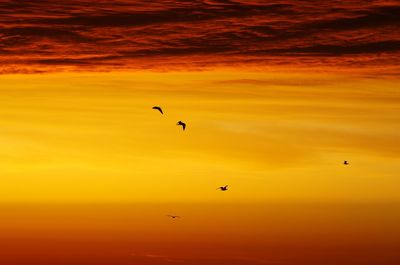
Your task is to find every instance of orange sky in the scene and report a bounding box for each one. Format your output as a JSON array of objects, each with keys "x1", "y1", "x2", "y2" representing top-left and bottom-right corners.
[
  {"x1": 0, "y1": 71, "x2": 399, "y2": 204},
  {"x1": 0, "y1": 203, "x2": 399, "y2": 265},
  {"x1": 1, "y1": 1, "x2": 400, "y2": 264}
]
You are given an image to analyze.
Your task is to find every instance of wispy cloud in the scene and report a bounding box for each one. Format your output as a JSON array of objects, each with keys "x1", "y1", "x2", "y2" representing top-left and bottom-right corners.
[{"x1": 0, "y1": 0, "x2": 399, "y2": 73}]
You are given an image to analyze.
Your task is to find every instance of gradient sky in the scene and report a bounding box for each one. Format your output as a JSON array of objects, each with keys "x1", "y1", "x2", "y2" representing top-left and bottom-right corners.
[
  {"x1": 0, "y1": 1, "x2": 400, "y2": 265},
  {"x1": 0, "y1": 71, "x2": 400, "y2": 204}
]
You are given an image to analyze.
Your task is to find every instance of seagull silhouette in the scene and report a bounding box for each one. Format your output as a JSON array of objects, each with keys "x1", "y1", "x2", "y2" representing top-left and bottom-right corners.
[
  {"x1": 176, "y1": 121, "x2": 186, "y2": 131},
  {"x1": 217, "y1": 185, "x2": 228, "y2": 191},
  {"x1": 152, "y1": 106, "x2": 163, "y2": 114},
  {"x1": 167, "y1": 215, "x2": 181, "y2": 219},
  {"x1": 344, "y1": 161, "x2": 349, "y2": 165}
]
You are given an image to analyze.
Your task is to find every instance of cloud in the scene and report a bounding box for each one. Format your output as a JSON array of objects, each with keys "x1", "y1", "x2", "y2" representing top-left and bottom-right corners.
[
  {"x1": 130, "y1": 252, "x2": 184, "y2": 263},
  {"x1": 309, "y1": 5, "x2": 400, "y2": 31},
  {"x1": 0, "y1": 0, "x2": 399, "y2": 73},
  {"x1": 253, "y1": 40, "x2": 400, "y2": 56}
]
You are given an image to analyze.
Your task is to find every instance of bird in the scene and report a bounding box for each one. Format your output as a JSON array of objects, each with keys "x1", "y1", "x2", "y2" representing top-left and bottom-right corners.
[
  {"x1": 176, "y1": 121, "x2": 186, "y2": 131},
  {"x1": 152, "y1": 106, "x2": 163, "y2": 114},
  {"x1": 217, "y1": 185, "x2": 228, "y2": 191},
  {"x1": 344, "y1": 161, "x2": 349, "y2": 165},
  {"x1": 167, "y1": 215, "x2": 181, "y2": 219}
]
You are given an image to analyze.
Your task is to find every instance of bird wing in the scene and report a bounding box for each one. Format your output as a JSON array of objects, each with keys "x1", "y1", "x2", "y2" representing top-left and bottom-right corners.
[
  {"x1": 153, "y1": 106, "x2": 163, "y2": 114},
  {"x1": 182, "y1": 123, "x2": 186, "y2": 130}
]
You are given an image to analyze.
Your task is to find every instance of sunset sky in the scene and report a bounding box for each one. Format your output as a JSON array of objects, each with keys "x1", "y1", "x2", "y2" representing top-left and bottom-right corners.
[
  {"x1": 0, "y1": 1, "x2": 399, "y2": 265},
  {"x1": 1, "y1": 0, "x2": 399, "y2": 73}
]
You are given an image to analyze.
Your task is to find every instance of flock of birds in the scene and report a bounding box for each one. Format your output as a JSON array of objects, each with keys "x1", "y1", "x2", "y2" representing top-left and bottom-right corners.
[
  {"x1": 152, "y1": 106, "x2": 229, "y2": 220},
  {"x1": 153, "y1": 105, "x2": 349, "y2": 220}
]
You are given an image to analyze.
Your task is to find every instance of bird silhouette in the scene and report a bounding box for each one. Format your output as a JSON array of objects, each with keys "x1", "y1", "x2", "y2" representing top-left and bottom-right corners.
[
  {"x1": 217, "y1": 185, "x2": 228, "y2": 191},
  {"x1": 344, "y1": 161, "x2": 349, "y2": 165},
  {"x1": 152, "y1": 106, "x2": 163, "y2": 114},
  {"x1": 176, "y1": 121, "x2": 186, "y2": 131},
  {"x1": 167, "y1": 215, "x2": 181, "y2": 219}
]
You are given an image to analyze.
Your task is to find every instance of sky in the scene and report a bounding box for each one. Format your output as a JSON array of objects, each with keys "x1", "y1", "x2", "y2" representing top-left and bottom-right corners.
[
  {"x1": 0, "y1": 0, "x2": 399, "y2": 73},
  {"x1": 0, "y1": 71, "x2": 400, "y2": 204},
  {"x1": 0, "y1": 1, "x2": 400, "y2": 265}
]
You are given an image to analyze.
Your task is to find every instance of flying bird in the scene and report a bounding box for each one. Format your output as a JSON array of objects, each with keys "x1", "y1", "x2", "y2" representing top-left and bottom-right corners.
[
  {"x1": 217, "y1": 185, "x2": 228, "y2": 191},
  {"x1": 167, "y1": 215, "x2": 181, "y2": 219},
  {"x1": 152, "y1": 106, "x2": 163, "y2": 114},
  {"x1": 176, "y1": 121, "x2": 186, "y2": 131},
  {"x1": 344, "y1": 161, "x2": 349, "y2": 165}
]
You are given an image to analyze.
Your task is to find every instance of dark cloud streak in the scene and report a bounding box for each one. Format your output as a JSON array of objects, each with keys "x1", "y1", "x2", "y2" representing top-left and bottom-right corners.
[{"x1": 0, "y1": 0, "x2": 399, "y2": 73}]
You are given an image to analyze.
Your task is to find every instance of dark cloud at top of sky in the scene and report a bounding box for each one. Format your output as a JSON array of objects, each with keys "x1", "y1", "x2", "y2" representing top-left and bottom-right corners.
[{"x1": 0, "y1": 0, "x2": 399, "y2": 73}]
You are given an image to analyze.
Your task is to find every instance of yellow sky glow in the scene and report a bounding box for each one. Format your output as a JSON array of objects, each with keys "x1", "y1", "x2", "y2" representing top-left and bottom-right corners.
[{"x1": 0, "y1": 71, "x2": 399, "y2": 203}]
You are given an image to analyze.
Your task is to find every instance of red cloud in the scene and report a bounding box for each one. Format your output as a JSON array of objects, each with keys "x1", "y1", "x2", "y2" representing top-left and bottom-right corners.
[{"x1": 0, "y1": 0, "x2": 399, "y2": 73}]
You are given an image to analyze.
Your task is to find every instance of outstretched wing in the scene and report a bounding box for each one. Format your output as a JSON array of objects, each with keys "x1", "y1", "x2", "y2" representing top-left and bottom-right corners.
[
  {"x1": 152, "y1": 106, "x2": 163, "y2": 114},
  {"x1": 182, "y1": 123, "x2": 186, "y2": 130},
  {"x1": 167, "y1": 215, "x2": 180, "y2": 218}
]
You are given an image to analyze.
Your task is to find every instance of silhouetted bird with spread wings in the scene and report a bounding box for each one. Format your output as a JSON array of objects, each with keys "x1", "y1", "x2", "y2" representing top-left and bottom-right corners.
[
  {"x1": 152, "y1": 106, "x2": 163, "y2": 114},
  {"x1": 176, "y1": 121, "x2": 186, "y2": 131},
  {"x1": 217, "y1": 185, "x2": 228, "y2": 191},
  {"x1": 167, "y1": 215, "x2": 181, "y2": 219}
]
